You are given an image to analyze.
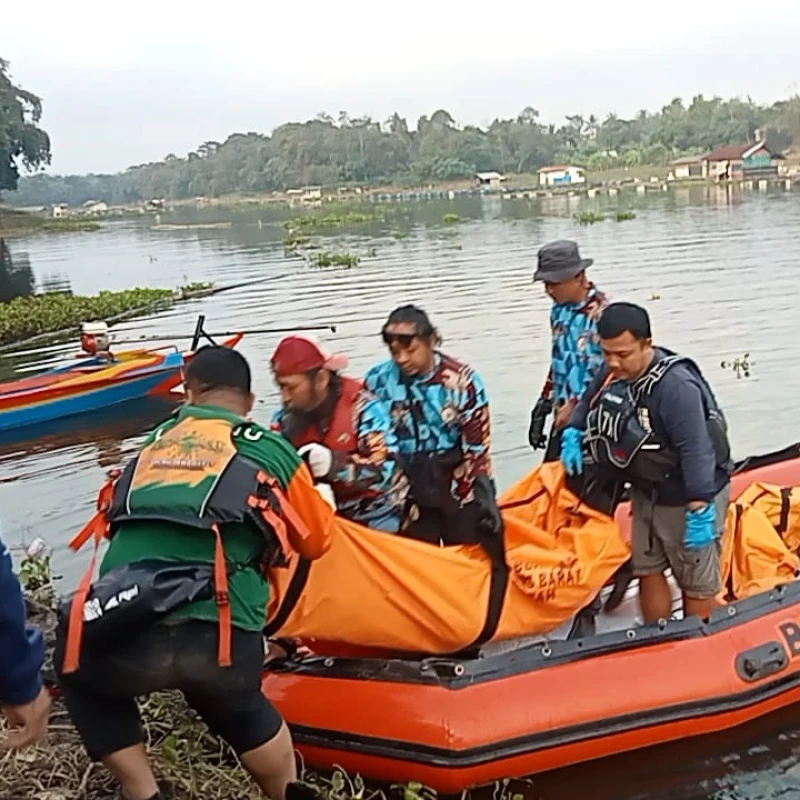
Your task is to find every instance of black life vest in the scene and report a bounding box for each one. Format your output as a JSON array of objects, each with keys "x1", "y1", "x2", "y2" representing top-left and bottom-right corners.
[{"x1": 584, "y1": 352, "x2": 731, "y2": 487}]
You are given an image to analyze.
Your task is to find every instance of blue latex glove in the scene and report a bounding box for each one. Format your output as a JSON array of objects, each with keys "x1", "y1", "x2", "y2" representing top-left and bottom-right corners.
[
  {"x1": 684, "y1": 503, "x2": 716, "y2": 549},
  {"x1": 560, "y1": 427, "x2": 584, "y2": 476}
]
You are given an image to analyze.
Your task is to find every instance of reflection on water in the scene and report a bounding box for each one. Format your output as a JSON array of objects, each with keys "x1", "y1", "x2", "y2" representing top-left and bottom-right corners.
[
  {"x1": 2, "y1": 187, "x2": 800, "y2": 797},
  {"x1": 0, "y1": 238, "x2": 35, "y2": 302},
  {"x1": 528, "y1": 704, "x2": 800, "y2": 799}
]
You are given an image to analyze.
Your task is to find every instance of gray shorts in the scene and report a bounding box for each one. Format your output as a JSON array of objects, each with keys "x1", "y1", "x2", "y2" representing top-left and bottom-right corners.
[{"x1": 630, "y1": 483, "x2": 731, "y2": 599}]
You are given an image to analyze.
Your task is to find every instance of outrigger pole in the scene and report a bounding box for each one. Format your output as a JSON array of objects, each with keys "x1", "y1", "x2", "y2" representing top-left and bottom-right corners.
[{"x1": 107, "y1": 315, "x2": 338, "y2": 350}]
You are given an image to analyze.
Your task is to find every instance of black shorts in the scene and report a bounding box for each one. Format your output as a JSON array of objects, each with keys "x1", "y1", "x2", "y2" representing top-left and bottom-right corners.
[{"x1": 54, "y1": 619, "x2": 283, "y2": 761}]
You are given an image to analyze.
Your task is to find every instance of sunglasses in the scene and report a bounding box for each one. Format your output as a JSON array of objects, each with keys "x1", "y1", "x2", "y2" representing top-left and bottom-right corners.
[{"x1": 381, "y1": 331, "x2": 417, "y2": 348}]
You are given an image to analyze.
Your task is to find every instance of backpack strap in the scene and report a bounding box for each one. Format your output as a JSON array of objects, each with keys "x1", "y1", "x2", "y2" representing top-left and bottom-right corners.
[
  {"x1": 255, "y1": 471, "x2": 313, "y2": 557},
  {"x1": 68, "y1": 469, "x2": 120, "y2": 551},
  {"x1": 212, "y1": 523, "x2": 232, "y2": 667}
]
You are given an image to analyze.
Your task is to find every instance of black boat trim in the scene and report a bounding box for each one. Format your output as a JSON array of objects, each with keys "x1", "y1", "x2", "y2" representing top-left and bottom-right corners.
[
  {"x1": 288, "y1": 669, "x2": 800, "y2": 769},
  {"x1": 268, "y1": 581, "x2": 800, "y2": 688}
]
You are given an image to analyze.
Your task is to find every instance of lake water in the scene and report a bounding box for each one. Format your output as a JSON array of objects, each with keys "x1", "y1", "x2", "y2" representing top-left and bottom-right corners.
[{"x1": 2, "y1": 185, "x2": 800, "y2": 798}]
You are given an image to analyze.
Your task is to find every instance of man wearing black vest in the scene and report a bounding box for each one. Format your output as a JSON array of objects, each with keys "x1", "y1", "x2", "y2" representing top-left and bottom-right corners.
[{"x1": 562, "y1": 302, "x2": 732, "y2": 624}]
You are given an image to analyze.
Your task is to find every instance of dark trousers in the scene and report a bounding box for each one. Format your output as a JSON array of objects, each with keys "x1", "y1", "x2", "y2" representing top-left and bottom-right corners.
[{"x1": 54, "y1": 619, "x2": 282, "y2": 761}]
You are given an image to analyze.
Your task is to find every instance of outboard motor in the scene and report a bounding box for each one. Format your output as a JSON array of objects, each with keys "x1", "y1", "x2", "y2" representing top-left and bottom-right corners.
[{"x1": 80, "y1": 321, "x2": 111, "y2": 357}]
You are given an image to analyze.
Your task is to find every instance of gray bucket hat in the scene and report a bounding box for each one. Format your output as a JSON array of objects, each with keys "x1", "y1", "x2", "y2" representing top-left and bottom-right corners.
[{"x1": 533, "y1": 240, "x2": 594, "y2": 283}]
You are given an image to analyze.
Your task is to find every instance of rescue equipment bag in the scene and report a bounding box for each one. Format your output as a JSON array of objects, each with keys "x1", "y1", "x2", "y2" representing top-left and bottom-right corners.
[{"x1": 58, "y1": 560, "x2": 214, "y2": 651}]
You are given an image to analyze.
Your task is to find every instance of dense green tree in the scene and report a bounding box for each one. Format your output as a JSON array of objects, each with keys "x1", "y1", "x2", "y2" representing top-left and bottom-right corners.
[
  {"x1": 0, "y1": 58, "x2": 51, "y2": 192},
  {"x1": 7, "y1": 92, "x2": 799, "y2": 206}
]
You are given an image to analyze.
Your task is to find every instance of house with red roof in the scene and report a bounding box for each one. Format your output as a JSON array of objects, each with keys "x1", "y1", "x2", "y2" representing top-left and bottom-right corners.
[{"x1": 701, "y1": 141, "x2": 783, "y2": 181}]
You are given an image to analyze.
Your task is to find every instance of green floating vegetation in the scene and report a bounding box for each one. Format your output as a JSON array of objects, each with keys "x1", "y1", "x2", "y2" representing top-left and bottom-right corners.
[
  {"x1": 720, "y1": 353, "x2": 752, "y2": 379},
  {"x1": 283, "y1": 210, "x2": 385, "y2": 232},
  {"x1": 392, "y1": 231, "x2": 407, "y2": 240},
  {"x1": 615, "y1": 211, "x2": 637, "y2": 222},
  {"x1": 314, "y1": 251, "x2": 360, "y2": 269},
  {"x1": 0, "y1": 288, "x2": 174, "y2": 346},
  {"x1": 179, "y1": 281, "x2": 213, "y2": 294},
  {"x1": 442, "y1": 213, "x2": 461, "y2": 223},
  {"x1": 41, "y1": 219, "x2": 103, "y2": 232},
  {"x1": 574, "y1": 211, "x2": 605, "y2": 225},
  {"x1": 284, "y1": 231, "x2": 311, "y2": 248},
  {"x1": 176, "y1": 281, "x2": 215, "y2": 300},
  {"x1": 0, "y1": 210, "x2": 103, "y2": 235}
]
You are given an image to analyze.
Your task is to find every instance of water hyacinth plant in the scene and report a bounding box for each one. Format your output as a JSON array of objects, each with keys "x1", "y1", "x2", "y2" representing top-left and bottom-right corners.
[{"x1": 0, "y1": 288, "x2": 174, "y2": 346}]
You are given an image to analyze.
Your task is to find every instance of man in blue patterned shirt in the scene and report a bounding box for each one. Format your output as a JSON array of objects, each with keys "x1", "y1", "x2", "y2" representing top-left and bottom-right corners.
[
  {"x1": 364, "y1": 306, "x2": 502, "y2": 549},
  {"x1": 529, "y1": 240, "x2": 608, "y2": 461}
]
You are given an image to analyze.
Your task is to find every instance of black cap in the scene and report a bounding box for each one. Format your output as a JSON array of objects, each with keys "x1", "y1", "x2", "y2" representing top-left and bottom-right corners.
[
  {"x1": 186, "y1": 345, "x2": 251, "y2": 394},
  {"x1": 533, "y1": 240, "x2": 594, "y2": 283}
]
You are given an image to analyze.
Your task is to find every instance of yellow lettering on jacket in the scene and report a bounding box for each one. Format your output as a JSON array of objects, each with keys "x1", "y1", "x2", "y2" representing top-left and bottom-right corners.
[{"x1": 133, "y1": 417, "x2": 237, "y2": 490}]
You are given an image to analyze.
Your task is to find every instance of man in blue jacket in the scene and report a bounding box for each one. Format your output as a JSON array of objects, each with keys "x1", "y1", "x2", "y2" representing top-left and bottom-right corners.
[
  {"x1": 562, "y1": 302, "x2": 732, "y2": 624},
  {"x1": 528, "y1": 240, "x2": 608, "y2": 461},
  {"x1": 0, "y1": 534, "x2": 51, "y2": 749}
]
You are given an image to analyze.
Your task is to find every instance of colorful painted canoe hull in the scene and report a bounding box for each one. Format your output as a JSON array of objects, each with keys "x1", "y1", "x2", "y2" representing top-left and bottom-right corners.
[
  {"x1": 0, "y1": 334, "x2": 242, "y2": 432},
  {"x1": 0, "y1": 353, "x2": 185, "y2": 432}
]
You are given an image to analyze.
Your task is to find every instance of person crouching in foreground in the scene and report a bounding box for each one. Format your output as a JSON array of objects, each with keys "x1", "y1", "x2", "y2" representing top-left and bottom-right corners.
[
  {"x1": 562, "y1": 302, "x2": 732, "y2": 624},
  {"x1": 55, "y1": 346, "x2": 334, "y2": 800},
  {"x1": 270, "y1": 334, "x2": 408, "y2": 532}
]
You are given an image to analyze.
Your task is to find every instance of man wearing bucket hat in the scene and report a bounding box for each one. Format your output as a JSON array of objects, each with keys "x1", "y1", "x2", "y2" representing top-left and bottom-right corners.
[
  {"x1": 528, "y1": 240, "x2": 608, "y2": 461},
  {"x1": 270, "y1": 335, "x2": 408, "y2": 532}
]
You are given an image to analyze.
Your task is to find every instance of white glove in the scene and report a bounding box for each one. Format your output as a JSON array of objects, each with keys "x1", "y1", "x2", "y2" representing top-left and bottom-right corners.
[
  {"x1": 297, "y1": 443, "x2": 334, "y2": 481},
  {"x1": 314, "y1": 482, "x2": 337, "y2": 510}
]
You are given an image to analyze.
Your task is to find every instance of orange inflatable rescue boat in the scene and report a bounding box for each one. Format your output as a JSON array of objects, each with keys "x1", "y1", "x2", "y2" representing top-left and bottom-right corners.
[{"x1": 263, "y1": 443, "x2": 800, "y2": 792}]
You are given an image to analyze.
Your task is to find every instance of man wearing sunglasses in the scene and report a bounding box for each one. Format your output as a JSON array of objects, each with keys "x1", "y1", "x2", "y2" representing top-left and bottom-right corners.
[
  {"x1": 270, "y1": 335, "x2": 408, "y2": 532},
  {"x1": 528, "y1": 240, "x2": 608, "y2": 461},
  {"x1": 364, "y1": 305, "x2": 503, "y2": 552}
]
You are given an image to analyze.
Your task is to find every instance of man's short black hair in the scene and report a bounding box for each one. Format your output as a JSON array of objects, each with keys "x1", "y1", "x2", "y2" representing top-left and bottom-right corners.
[
  {"x1": 186, "y1": 345, "x2": 251, "y2": 394},
  {"x1": 597, "y1": 302, "x2": 652, "y2": 341}
]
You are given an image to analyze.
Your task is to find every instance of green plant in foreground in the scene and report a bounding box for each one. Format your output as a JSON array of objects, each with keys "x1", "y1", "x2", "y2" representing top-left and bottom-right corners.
[
  {"x1": 442, "y1": 213, "x2": 461, "y2": 223},
  {"x1": 392, "y1": 232, "x2": 407, "y2": 240},
  {"x1": 615, "y1": 211, "x2": 637, "y2": 222}
]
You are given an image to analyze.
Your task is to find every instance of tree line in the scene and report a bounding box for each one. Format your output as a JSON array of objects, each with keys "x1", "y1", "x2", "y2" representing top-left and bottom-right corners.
[{"x1": 2, "y1": 54, "x2": 799, "y2": 207}]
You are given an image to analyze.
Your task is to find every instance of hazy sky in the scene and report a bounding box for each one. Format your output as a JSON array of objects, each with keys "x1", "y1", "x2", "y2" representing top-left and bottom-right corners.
[{"x1": 5, "y1": 0, "x2": 800, "y2": 174}]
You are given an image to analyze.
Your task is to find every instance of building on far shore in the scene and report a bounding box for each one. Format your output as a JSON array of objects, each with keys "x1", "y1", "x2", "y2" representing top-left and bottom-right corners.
[
  {"x1": 701, "y1": 141, "x2": 784, "y2": 181},
  {"x1": 669, "y1": 156, "x2": 703, "y2": 181},
  {"x1": 82, "y1": 200, "x2": 108, "y2": 215},
  {"x1": 538, "y1": 165, "x2": 586, "y2": 187},
  {"x1": 474, "y1": 171, "x2": 507, "y2": 192},
  {"x1": 286, "y1": 185, "x2": 323, "y2": 206}
]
